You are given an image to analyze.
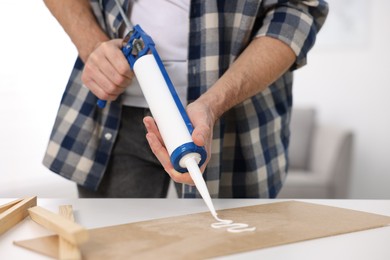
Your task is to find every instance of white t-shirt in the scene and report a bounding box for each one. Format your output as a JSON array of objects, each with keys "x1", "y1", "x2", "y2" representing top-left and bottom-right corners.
[{"x1": 122, "y1": 0, "x2": 190, "y2": 107}]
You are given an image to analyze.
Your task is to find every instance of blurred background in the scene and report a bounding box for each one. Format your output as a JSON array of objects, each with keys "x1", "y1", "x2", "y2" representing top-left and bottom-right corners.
[{"x1": 0, "y1": 0, "x2": 389, "y2": 199}]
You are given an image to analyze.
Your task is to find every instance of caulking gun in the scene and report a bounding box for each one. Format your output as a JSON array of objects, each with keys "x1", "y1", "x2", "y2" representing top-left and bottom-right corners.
[{"x1": 96, "y1": 18, "x2": 219, "y2": 217}]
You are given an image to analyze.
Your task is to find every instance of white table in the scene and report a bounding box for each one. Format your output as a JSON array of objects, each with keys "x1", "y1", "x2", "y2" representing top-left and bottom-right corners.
[{"x1": 0, "y1": 199, "x2": 389, "y2": 259}]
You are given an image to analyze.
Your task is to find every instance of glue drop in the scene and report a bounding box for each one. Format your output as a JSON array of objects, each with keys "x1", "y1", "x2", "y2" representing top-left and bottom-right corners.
[{"x1": 183, "y1": 155, "x2": 256, "y2": 233}]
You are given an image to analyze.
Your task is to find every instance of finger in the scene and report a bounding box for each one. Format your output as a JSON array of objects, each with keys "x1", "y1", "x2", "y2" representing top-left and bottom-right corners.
[
  {"x1": 170, "y1": 171, "x2": 195, "y2": 185},
  {"x1": 108, "y1": 44, "x2": 134, "y2": 80},
  {"x1": 145, "y1": 132, "x2": 174, "y2": 175},
  {"x1": 100, "y1": 57, "x2": 132, "y2": 90},
  {"x1": 191, "y1": 124, "x2": 210, "y2": 147},
  {"x1": 102, "y1": 43, "x2": 134, "y2": 87},
  {"x1": 143, "y1": 116, "x2": 164, "y2": 145},
  {"x1": 81, "y1": 74, "x2": 117, "y2": 101},
  {"x1": 145, "y1": 132, "x2": 195, "y2": 185},
  {"x1": 83, "y1": 40, "x2": 132, "y2": 99},
  {"x1": 144, "y1": 113, "x2": 210, "y2": 179},
  {"x1": 81, "y1": 64, "x2": 118, "y2": 100},
  {"x1": 99, "y1": 58, "x2": 130, "y2": 94},
  {"x1": 190, "y1": 124, "x2": 212, "y2": 173},
  {"x1": 90, "y1": 55, "x2": 127, "y2": 94}
]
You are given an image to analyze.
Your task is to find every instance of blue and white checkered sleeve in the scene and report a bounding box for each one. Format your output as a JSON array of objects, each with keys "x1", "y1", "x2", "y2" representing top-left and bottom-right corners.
[{"x1": 256, "y1": 0, "x2": 329, "y2": 69}]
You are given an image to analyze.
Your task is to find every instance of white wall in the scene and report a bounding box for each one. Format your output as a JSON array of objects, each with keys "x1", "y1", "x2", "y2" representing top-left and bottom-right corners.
[
  {"x1": 0, "y1": 0, "x2": 389, "y2": 198},
  {"x1": 0, "y1": 0, "x2": 77, "y2": 197},
  {"x1": 294, "y1": 0, "x2": 390, "y2": 198}
]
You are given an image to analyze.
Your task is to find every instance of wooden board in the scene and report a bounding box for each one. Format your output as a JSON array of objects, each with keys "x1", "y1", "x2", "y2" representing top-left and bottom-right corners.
[
  {"x1": 0, "y1": 199, "x2": 23, "y2": 213},
  {"x1": 58, "y1": 205, "x2": 81, "y2": 260},
  {"x1": 15, "y1": 201, "x2": 390, "y2": 259},
  {"x1": 0, "y1": 197, "x2": 37, "y2": 236},
  {"x1": 28, "y1": 206, "x2": 89, "y2": 245}
]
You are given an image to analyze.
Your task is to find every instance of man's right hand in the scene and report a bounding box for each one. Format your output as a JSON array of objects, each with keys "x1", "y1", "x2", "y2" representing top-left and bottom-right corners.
[
  {"x1": 81, "y1": 39, "x2": 134, "y2": 102},
  {"x1": 42, "y1": 1, "x2": 133, "y2": 101}
]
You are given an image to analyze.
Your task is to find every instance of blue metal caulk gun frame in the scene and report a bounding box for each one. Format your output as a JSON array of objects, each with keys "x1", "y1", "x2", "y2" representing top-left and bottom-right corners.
[{"x1": 98, "y1": 25, "x2": 206, "y2": 173}]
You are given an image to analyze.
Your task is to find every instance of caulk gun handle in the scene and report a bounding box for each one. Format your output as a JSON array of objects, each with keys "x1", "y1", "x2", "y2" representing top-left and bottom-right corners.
[{"x1": 97, "y1": 99, "x2": 106, "y2": 108}]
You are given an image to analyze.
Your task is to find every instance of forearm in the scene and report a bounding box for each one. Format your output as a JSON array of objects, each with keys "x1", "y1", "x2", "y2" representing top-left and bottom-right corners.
[
  {"x1": 43, "y1": 0, "x2": 109, "y2": 62},
  {"x1": 196, "y1": 36, "x2": 296, "y2": 122}
]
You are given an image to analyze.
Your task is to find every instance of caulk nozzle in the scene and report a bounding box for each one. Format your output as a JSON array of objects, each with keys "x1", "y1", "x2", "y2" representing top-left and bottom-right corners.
[{"x1": 183, "y1": 155, "x2": 217, "y2": 217}]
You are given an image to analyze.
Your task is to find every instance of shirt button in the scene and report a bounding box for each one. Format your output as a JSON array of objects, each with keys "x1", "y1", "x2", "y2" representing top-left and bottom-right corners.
[{"x1": 104, "y1": 133, "x2": 112, "y2": 141}]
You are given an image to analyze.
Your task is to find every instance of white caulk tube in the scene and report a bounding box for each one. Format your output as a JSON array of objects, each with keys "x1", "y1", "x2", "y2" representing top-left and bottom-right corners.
[
  {"x1": 133, "y1": 55, "x2": 193, "y2": 159},
  {"x1": 133, "y1": 54, "x2": 218, "y2": 218}
]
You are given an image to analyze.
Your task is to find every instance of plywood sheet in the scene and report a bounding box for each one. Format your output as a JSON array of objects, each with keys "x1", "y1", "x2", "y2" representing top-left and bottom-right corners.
[{"x1": 15, "y1": 201, "x2": 390, "y2": 259}]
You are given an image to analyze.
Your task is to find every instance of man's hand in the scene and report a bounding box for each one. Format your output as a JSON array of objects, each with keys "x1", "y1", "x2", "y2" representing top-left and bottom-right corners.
[
  {"x1": 43, "y1": 0, "x2": 134, "y2": 100},
  {"x1": 81, "y1": 39, "x2": 134, "y2": 101},
  {"x1": 143, "y1": 101, "x2": 214, "y2": 185}
]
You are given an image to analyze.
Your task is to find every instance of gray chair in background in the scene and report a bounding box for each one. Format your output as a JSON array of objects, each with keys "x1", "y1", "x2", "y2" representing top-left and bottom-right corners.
[{"x1": 278, "y1": 107, "x2": 354, "y2": 199}]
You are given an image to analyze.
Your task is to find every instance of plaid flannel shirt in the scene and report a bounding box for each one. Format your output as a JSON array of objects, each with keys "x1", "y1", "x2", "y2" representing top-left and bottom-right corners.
[{"x1": 43, "y1": 0, "x2": 328, "y2": 198}]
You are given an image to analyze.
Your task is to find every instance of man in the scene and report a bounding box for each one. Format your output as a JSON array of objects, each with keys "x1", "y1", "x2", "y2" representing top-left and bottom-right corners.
[{"x1": 43, "y1": 0, "x2": 328, "y2": 198}]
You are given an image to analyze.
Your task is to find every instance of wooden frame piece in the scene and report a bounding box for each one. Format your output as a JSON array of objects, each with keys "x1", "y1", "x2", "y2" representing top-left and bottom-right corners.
[
  {"x1": 0, "y1": 198, "x2": 23, "y2": 213},
  {"x1": 28, "y1": 206, "x2": 89, "y2": 245},
  {"x1": 58, "y1": 205, "x2": 82, "y2": 260},
  {"x1": 0, "y1": 197, "x2": 37, "y2": 236}
]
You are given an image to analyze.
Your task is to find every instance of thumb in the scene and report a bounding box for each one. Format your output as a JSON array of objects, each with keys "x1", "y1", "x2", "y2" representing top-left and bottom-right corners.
[{"x1": 192, "y1": 125, "x2": 209, "y2": 147}]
